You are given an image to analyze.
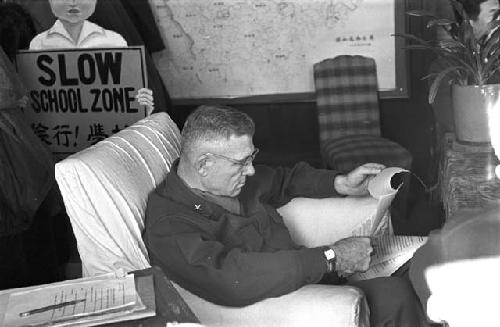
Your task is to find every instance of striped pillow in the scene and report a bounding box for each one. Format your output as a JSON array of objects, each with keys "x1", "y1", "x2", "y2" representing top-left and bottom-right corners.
[{"x1": 55, "y1": 113, "x2": 181, "y2": 276}]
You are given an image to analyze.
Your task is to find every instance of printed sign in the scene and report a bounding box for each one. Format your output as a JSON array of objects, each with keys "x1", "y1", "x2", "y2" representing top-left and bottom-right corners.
[{"x1": 16, "y1": 46, "x2": 147, "y2": 154}]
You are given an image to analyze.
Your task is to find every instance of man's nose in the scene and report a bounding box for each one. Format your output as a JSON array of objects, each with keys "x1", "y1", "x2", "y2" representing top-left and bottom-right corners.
[{"x1": 243, "y1": 163, "x2": 255, "y2": 176}]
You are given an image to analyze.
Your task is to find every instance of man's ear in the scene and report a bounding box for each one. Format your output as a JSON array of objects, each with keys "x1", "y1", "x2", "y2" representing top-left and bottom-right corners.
[{"x1": 196, "y1": 154, "x2": 212, "y2": 177}]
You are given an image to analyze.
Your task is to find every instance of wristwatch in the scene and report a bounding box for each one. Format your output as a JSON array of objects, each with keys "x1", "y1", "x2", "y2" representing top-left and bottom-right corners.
[{"x1": 323, "y1": 248, "x2": 336, "y2": 273}]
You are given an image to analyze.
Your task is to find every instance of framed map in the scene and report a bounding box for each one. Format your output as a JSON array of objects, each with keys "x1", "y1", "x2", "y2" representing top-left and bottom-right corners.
[{"x1": 151, "y1": 0, "x2": 407, "y2": 103}]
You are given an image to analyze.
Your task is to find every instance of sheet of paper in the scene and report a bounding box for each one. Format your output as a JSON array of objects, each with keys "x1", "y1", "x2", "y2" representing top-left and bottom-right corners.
[
  {"x1": 349, "y1": 235, "x2": 428, "y2": 281},
  {"x1": 3, "y1": 272, "x2": 143, "y2": 327},
  {"x1": 347, "y1": 168, "x2": 428, "y2": 280},
  {"x1": 360, "y1": 167, "x2": 408, "y2": 236},
  {"x1": 347, "y1": 194, "x2": 394, "y2": 238},
  {"x1": 349, "y1": 206, "x2": 392, "y2": 238},
  {"x1": 349, "y1": 167, "x2": 408, "y2": 237},
  {"x1": 368, "y1": 167, "x2": 408, "y2": 200}
]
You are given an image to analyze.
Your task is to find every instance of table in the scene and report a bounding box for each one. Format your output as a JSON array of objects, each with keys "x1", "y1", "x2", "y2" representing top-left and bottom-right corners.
[
  {"x1": 105, "y1": 267, "x2": 200, "y2": 326},
  {"x1": 439, "y1": 134, "x2": 500, "y2": 220},
  {"x1": 0, "y1": 266, "x2": 200, "y2": 327}
]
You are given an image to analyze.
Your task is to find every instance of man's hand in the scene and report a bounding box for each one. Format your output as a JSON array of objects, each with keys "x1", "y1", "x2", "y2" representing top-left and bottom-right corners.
[
  {"x1": 136, "y1": 88, "x2": 154, "y2": 116},
  {"x1": 329, "y1": 237, "x2": 373, "y2": 277},
  {"x1": 334, "y1": 163, "x2": 385, "y2": 196}
]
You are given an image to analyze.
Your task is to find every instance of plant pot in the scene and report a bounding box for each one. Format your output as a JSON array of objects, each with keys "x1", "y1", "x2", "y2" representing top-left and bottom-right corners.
[{"x1": 452, "y1": 84, "x2": 500, "y2": 144}]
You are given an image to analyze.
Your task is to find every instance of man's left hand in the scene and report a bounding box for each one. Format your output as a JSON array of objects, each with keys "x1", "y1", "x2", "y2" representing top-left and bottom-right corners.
[{"x1": 334, "y1": 163, "x2": 385, "y2": 196}]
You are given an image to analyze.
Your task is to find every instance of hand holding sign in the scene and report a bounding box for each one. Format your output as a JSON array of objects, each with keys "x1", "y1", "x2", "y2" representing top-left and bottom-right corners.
[{"x1": 136, "y1": 88, "x2": 154, "y2": 116}]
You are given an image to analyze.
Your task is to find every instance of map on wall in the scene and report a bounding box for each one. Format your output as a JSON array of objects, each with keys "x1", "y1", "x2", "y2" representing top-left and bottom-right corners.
[{"x1": 151, "y1": 0, "x2": 396, "y2": 100}]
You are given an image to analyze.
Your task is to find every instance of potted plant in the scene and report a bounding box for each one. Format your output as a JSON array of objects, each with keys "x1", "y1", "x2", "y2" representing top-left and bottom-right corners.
[{"x1": 396, "y1": 0, "x2": 500, "y2": 143}]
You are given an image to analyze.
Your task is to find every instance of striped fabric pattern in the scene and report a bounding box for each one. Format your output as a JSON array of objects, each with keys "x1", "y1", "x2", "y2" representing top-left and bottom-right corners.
[
  {"x1": 314, "y1": 55, "x2": 380, "y2": 142},
  {"x1": 55, "y1": 113, "x2": 181, "y2": 276},
  {"x1": 314, "y1": 55, "x2": 412, "y2": 171},
  {"x1": 321, "y1": 134, "x2": 413, "y2": 172}
]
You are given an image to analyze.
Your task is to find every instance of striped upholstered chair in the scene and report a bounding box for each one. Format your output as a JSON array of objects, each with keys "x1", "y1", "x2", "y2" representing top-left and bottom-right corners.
[{"x1": 313, "y1": 55, "x2": 412, "y2": 172}]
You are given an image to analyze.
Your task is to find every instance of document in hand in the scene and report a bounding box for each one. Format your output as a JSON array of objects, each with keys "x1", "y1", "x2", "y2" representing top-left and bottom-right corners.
[
  {"x1": 347, "y1": 167, "x2": 428, "y2": 280},
  {"x1": 348, "y1": 167, "x2": 409, "y2": 238},
  {"x1": 2, "y1": 269, "x2": 155, "y2": 327},
  {"x1": 348, "y1": 235, "x2": 428, "y2": 281}
]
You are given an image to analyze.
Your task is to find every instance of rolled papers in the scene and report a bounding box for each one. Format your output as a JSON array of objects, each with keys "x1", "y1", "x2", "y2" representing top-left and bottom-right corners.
[{"x1": 368, "y1": 167, "x2": 409, "y2": 199}]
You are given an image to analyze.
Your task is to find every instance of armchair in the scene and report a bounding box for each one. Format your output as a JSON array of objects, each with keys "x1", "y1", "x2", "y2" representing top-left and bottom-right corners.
[
  {"x1": 55, "y1": 113, "x2": 393, "y2": 327},
  {"x1": 313, "y1": 55, "x2": 412, "y2": 172}
]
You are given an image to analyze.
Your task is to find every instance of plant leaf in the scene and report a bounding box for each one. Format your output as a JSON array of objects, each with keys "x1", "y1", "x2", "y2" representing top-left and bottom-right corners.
[
  {"x1": 428, "y1": 65, "x2": 466, "y2": 103},
  {"x1": 402, "y1": 45, "x2": 436, "y2": 51},
  {"x1": 486, "y1": 66, "x2": 500, "y2": 83},
  {"x1": 392, "y1": 32, "x2": 429, "y2": 45},
  {"x1": 449, "y1": 0, "x2": 467, "y2": 21},
  {"x1": 436, "y1": 50, "x2": 479, "y2": 81},
  {"x1": 437, "y1": 39, "x2": 466, "y2": 51},
  {"x1": 427, "y1": 19, "x2": 455, "y2": 28},
  {"x1": 421, "y1": 72, "x2": 439, "y2": 81},
  {"x1": 483, "y1": 48, "x2": 500, "y2": 81},
  {"x1": 406, "y1": 10, "x2": 438, "y2": 19},
  {"x1": 482, "y1": 26, "x2": 500, "y2": 61},
  {"x1": 399, "y1": 0, "x2": 500, "y2": 89}
]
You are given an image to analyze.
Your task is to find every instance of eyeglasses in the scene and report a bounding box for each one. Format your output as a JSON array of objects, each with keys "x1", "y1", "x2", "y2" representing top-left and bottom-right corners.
[{"x1": 207, "y1": 148, "x2": 259, "y2": 168}]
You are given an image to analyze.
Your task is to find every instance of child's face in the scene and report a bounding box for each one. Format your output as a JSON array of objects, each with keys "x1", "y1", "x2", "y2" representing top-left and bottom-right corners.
[{"x1": 49, "y1": 0, "x2": 97, "y2": 24}]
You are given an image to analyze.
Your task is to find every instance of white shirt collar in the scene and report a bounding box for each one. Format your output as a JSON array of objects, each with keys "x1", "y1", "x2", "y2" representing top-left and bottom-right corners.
[{"x1": 48, "y1": 20, "x2": 105, "y2": 46}]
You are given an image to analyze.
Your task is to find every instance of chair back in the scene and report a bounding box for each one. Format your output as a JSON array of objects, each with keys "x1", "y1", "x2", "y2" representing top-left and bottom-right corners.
[
  {"x1": 55, "y1": 113, "x2": 181, "y2": 276},
  {"x1": 314, "y1": 55, "x2": 381, "y2": 143}
]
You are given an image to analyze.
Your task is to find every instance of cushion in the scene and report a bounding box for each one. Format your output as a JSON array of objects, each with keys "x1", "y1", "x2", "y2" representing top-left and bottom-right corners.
[
  {"x1": 178, "y1": 283, "x2": 369, "y2": 327},
  {"x1": 55, "y1": 113, "x2": 181, "y2": 276},
  {"x1": 321, "y1": 134, "x2": 412, "y2": 172}
]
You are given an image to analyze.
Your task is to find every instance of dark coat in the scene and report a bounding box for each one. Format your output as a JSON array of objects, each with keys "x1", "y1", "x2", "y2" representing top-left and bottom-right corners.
[{"x1": 144, "y1": 161, "x2": 341, "y2": 306}]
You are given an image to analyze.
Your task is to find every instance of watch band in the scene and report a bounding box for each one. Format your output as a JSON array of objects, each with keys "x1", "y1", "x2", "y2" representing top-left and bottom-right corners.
[{"x1": 323, "y1": 248, "x2": 336, "y2": 273}]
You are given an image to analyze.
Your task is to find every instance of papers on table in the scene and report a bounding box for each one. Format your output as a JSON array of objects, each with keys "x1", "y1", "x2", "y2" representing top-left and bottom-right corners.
[{"x1": 2, "y1": 269, "x2": 155, "y2": 327}]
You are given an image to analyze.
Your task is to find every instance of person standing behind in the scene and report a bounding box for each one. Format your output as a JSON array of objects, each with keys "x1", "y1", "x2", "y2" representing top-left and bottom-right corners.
[
  {"x1": 430, "y1": 0, "x2": 500, "y2": 133},
  {"x1": 459, "y1": 0, "x2": 500, "y2": 39},
  {"x1": 29, "y1": 0, "x2": 154, "y2": 115}
]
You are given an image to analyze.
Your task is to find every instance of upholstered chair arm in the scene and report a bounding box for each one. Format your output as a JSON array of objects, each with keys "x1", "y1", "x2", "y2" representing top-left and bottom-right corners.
[
  {"x1": 278, "y1": 196, "x2": 392, "y2": 247},
  {"x1": 174, "y1": 282, "x2": 369, "y2": 327}
]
